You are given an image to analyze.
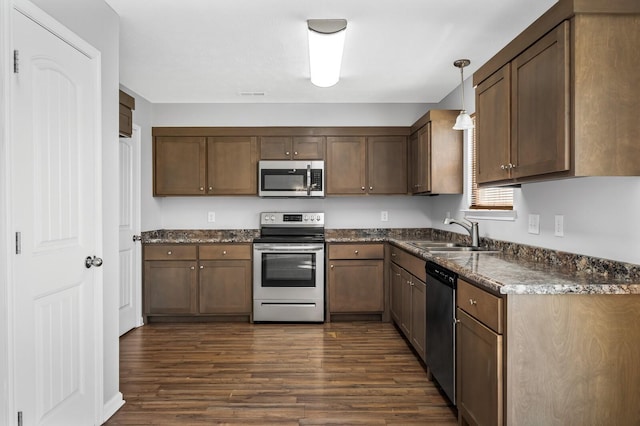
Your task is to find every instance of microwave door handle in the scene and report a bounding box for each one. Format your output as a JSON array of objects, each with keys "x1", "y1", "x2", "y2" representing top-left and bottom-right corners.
[{"x1": 307, "y1": 164, "x2": 311, "y2": 196}]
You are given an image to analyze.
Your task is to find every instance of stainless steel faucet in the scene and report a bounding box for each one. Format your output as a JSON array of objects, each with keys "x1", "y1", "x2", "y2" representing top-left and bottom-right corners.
[{"x1": 444, "y1": 217, "x2": 479, "y2": 248}]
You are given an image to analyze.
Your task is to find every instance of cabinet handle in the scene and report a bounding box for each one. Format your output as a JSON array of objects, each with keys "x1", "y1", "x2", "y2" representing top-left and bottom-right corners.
[
  {"x1": 285, "y1": 151, "x2": 290, "y2": 155},
  {"x1": 222, "y1": 250, "x2": 227, "y2": 255},
  {"x1": 200, "y1": 265, "x2": 204, "y2": 269},
  {"x1": 369, "y1": 186, "x2": 373, "y2": 191},
  {"x1": 395, "y1": 273, "x2": 401, "y2": 277},
  {"x1": 208, "y1": 186, "x2": 213, "y2": 191},
  {"x1": 167, "y1": 251, "x2": 172, "y2": 255},
  {"x1": 361, "y1": 186, "x2": 365, "y2": 191},
  {"x1": 391, "y1": 253, "x2": 396, "y2": 257},
  {"x1": 469, "y1": 298, "x2": 477, "y2": 305},
  {"x1": 500, "y1": 164, "x2": 506, "y2": 170},
  {"x1": 190, "y1": 266, "x2": 195, "y2": 270},
  {"x1": 199, "y1": 187, "x2": 204, "y2": 191},
  {"x1": 510, "y1": 163, "x2": 517, "y2": 169},
  {"x1": 354, "y1": 250, "x2": 359, "y2": 254},
  {"x1": 294, "y1": 151, "x2": 298, "y2": 155},
  {"x1": 330, "y1": 264, "x2": 334, "y2": 269}
]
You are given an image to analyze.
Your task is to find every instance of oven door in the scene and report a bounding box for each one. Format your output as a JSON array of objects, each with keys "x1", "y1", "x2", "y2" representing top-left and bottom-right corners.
[{"x1": 253, "y1": 243, "x2": 324, "y2": 301}]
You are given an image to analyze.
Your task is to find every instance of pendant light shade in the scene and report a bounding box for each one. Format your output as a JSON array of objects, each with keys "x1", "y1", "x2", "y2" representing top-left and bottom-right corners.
[
  {"x1": 452, "y1": 59, "x2": 474, "y2": 131},
  {"x1": 307, "y1": 19, "x2": 347, "y2": 88}
]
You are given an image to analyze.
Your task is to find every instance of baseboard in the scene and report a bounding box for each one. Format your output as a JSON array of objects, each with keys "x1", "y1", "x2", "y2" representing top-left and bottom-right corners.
[{"x1": 102, "y1": 392, "x2": 125, "y2": 423}]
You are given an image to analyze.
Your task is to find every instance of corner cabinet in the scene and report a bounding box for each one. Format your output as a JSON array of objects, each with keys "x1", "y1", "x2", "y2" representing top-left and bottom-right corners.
[
  {"x1": 327, "y1": 243, "x2": 385, "y2": 321},
  {"x1": 153, "y1": 131, "x2": 257, "y2": 196},
  {"x1": 326, "y1": 135, "x2": 407, "y2": 195},
  {"x1": 474, "y1": 2, "x2": 640, "y2": 185},
  {"x1": 409, "y1": 110, "x2": 463, "y2": 195},
  {"x1": 143, "y1": 243, "x2": 253, "y2": 322}
]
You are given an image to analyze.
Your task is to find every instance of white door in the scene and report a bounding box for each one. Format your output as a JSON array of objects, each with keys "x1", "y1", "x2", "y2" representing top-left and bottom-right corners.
[
  {"x1": 119, "y1": 126, "x2": 141, "y2": 336},
  {"x1": 11, "y1": 2, "x2": 102, "y2": 425}
]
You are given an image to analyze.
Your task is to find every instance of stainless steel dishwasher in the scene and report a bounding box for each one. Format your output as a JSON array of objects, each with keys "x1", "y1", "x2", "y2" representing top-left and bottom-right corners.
[{"x1": 425, "y1": 260, "x2": 457, "y2": 405}]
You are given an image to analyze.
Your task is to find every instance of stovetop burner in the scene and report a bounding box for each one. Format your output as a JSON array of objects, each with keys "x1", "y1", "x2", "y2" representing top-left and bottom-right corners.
[{"x1": 256, "y1": 212, "x2": 325, "y2": 243}]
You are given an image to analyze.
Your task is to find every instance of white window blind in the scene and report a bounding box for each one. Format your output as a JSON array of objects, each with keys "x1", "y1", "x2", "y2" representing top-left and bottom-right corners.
[{"x1": 470, "y1": 115, "x2": 513, "y2": 209}]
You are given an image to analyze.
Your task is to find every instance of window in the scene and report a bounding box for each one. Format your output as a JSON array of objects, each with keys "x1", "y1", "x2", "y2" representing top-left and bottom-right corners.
[{"x1": 469, "y1": 115, "x2": 513, "y2": 210}]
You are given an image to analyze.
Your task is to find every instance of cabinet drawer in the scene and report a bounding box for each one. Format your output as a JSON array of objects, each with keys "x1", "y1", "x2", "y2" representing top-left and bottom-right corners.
[
  {"x1": 328, "y1": 243, "x2": 384, "y2": 260},
  {"x1": 144, "y1": 244, "x2": 197, "y2": 260},
  {"x1": 457, "y1": 279, "x2": 504, "y2": 334},
  {"x1": 390, "y1": 246, "x2": 426, "y2": 281},
  {"x1": 199, "y1": 243, "x2": 251, "y2": 260}
]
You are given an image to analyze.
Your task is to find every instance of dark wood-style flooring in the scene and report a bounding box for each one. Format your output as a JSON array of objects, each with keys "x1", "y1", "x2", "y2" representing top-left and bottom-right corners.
[{"x1": 105, "y1": 322, "x2": 457, "y2": 425}]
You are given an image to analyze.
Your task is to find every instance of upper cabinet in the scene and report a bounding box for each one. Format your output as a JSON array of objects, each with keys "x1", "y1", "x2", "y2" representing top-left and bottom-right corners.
[
  {"x1": 409, "y1": 110, "x2": 463, "y2": 194},
  {"x1": 326, "y1": 134, "x2": 407, "y2": 195},
  {"x1": 260, "y1": 136, "x2": 325, "y2": 160},
  {"x1": 474, "y1": 0, "x2": 640, "y2": 186},
  {"x1": 153, "y1": 129, "x2": 257, "y2": 196},
  {"x1": 118, "y1": 90, "x2": 135, "y2": 138}
]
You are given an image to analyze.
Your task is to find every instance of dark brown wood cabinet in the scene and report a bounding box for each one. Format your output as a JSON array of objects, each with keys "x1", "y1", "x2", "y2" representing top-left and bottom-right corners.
[
  {"x1": 389, "y1": 245, "x2": 427, "y2": 362},
  {"x1": 119, "y1": 90, "x2": 135, "y2": 138},
  {"x1": 260, "y1": 136, "x2": 325, "y2": 160},
  {"x1": 206, "y1": 136, "x2": 258, "y2": 195},
  {"x1": 326, "y1": 135, "x2": 407, "y2": 195},
  {"x1": 409, "y1": 110, "x2": 463, "y2": 194},
  {"x1": 153, "y1": 134, "x2": 257, "y2": 196},
  {"x1": 327, "y1": 243, "x2": 385, "y2": 320},
  {"x1": 198, "y1": 244, "x2": 252, "y2": 315},
  {"x1": 474, "y1": 1, "x2": 640, "y2": 185},
  {"x1": 143, "y1": 243, "x2": 252, "y2": 321},
  {"x1": 456, "y1": 278, "x2": 504, "y2": 426}
]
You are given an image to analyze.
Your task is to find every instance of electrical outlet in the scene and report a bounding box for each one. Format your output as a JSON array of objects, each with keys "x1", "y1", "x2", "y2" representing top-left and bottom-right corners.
[
  {"x1": 528, "y1": 214, "x2": 540, "y2": 235},
  {"x1": 380, "y1": 211, "x2": 388, "y2": 222},
  {"x1": 554, "y1": 215, "x2": 564, "y2": 237},
  {"x1": 207, "y1": 211, "x2": 216, "y2": 223}
]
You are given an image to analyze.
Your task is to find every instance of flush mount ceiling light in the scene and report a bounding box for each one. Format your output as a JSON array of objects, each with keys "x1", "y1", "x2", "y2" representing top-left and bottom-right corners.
[
  {"x1": 307, "y1": 19, "x2": 347, "y2": 88},
  {"x1": 452, "y1": 59, "x2": 474, "y2": 131}
]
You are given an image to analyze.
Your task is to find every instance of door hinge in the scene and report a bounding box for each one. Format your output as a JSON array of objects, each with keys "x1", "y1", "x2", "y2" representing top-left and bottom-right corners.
[
  {"x1": 13, "y1": 50, "x2": 19, "y2": 74},
  {"x1": 17, "y1": 411, "x2": 23, "y2": 426},
  {"x1": 15, "y1": 232, "x2": 21, "y2": 254}
]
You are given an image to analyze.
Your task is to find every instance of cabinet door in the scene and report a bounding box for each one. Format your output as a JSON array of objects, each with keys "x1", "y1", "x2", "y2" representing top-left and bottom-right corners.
[
  {"x1": 399, "y1": 269, "x2": 412, "y2": 338},
  {"x1": 476, "y1": 65, "x2": 511, "y2": 184},
  {"x1": 390, "y1": 263, "x2": 403, "y2": 324},
  {"x1": 410, "y1": 276, "x2": 426, "y2": 361},
  {"x1": 293, "y1": 136, "x2": 325, "y2": 159},
  {"x1": 410, "y1": 126, "x2": 430, "y2": 194},
  {"x1": 144, "y1": 260, "x2": 197, "y2": 314},
  {"x1": 198, "y1": 260, "x2": 252, "y2": 314},
  {"x1": 154, "y1": 136, "x2": 206, "y2": 195},
  {"x1": 326, "y1": 136, "x2": 366, "y2": 194},
  {"x1": 328, "y1": 259, "x2": 384, "y2": 313},
  {"x1": 260, "y1": 136, "x2": 292, "y2": 160},
  {"x1": 207, "y1": 136, "x2": 258, "y2": 195},
  {"x1": 367, "y1": 136, "x2": 407, "y2": 194},
  {"x1": 456, "y1": 308, "x2": 503, "y2": 426},
  {"x1": 511, "y1": 22, "x2": 570, "y2": 179}
]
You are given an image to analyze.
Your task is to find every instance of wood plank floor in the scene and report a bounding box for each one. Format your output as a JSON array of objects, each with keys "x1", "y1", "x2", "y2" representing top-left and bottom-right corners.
[{"x1": 105, "y1": 322, "x2": 457, "y2": 425}]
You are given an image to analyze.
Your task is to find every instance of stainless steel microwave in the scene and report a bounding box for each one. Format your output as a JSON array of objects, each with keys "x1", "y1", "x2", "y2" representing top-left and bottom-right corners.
[{"x1": 258, "y1": 160, "x2": 325, "y2": 197}]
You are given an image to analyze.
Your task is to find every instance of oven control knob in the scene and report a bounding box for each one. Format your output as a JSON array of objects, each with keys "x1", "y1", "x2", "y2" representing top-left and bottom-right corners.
[
  {"x1": 316, "y1": 215, "x2": 321, "y2": 221},
  {"x1": 270, "y1": 215, "x2": 275, "y2": 221},
  {"x1": 304, "y1": 215, "x2": 309, "y2": 221}
]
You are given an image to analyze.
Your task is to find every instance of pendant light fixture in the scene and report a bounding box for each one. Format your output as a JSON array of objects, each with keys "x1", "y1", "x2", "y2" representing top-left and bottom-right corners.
[
  {"x1": 307, "y1": 19, "x2": 347, "y2": 88},
  {"x1": 452, "y1": 59, "x2": 474, "y2": 130}
]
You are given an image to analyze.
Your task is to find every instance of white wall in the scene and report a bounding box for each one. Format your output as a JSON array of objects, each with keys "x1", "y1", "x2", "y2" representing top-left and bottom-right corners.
[{"x1": 29, "y1": 0, "x2": 123, "y2": 420}]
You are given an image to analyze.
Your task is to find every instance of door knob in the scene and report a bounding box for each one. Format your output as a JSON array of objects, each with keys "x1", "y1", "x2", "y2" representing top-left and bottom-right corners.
[
  {"x1": 85, "y1": 256, "x2": 103, "y2": 268},
  {"x1": 132, "y1": 235, "x2": 142, "y2": 242}
]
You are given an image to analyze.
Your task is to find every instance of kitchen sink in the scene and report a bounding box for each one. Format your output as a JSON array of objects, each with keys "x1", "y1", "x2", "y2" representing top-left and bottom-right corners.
[
  {"x1": 406, "y1": 241, "x2": 461, "y2": 249},
  {"x1": 425, "y1": 246, "x2": 492, "y2": 252}
]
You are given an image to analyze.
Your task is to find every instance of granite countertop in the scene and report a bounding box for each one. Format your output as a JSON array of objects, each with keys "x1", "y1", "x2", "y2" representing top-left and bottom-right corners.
[{"x1": 143, "y1": 228, "x2": 640, "y2": 296}]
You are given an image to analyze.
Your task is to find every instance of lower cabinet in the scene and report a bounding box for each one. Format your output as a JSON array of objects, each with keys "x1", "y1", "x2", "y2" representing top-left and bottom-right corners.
[
  {"x1": 327, "y1": 243, "x2": 385, "y2": 320},
  {"x1": 456, "y1": 278, "x2": 504, "y2": 426},
  {"x1": 143, "y1": 243, "x2": 252, "y2": 321},
  {"x1": 389, "y1": 245, "x2": 427, "y2": 362}
]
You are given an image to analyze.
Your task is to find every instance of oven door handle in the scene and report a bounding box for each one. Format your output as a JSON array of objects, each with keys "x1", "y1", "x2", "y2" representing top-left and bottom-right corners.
[{"x1": 253, "y1": 244, "x2": 324, "y2": 252}]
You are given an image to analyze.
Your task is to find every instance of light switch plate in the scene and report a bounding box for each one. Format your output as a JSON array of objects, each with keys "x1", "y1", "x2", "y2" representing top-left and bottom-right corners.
[
  {"x1": 380, "y1": 211, "x2": 388, "y2": 222},
  {"x1": 528, "y1": 214, "x2": 540, "y2": 235}
]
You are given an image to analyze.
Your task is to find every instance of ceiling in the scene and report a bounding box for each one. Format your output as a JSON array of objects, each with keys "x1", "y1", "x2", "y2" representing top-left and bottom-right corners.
[{"x1": 106, "y1": 0, "x2": 558, "y2": 104}]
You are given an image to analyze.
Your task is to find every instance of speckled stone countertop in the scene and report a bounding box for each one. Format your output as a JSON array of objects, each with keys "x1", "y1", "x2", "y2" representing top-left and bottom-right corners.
[
  {"x1": 144, "y1": 228, "x2": 640, "y2": 295},
  {"x1": 327, "y1": 229, "x2": 640, "y2": 296}
]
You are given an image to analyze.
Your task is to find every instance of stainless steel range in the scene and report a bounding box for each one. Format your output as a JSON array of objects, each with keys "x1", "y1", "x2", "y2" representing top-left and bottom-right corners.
[{"x1": 252, "y1": 212, "x2": 325, "y2": 322}]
